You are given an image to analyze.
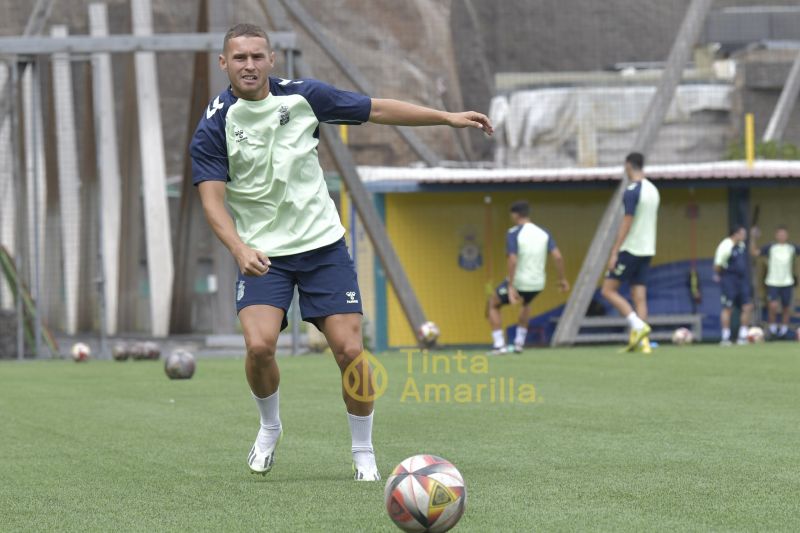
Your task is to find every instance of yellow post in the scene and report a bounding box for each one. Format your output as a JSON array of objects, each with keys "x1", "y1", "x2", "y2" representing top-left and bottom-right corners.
[{"x1": 745, "y1": 113, "x2": 755, "y2": 168}]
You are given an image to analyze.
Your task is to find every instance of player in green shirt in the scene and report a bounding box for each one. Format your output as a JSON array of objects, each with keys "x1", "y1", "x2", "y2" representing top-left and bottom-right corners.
[
  {"x1": 190, "y1": 24, "x2": 493, "y2": 481},
  {"x1": 602, "y1": 153, "x2": 660, "y2": 353},
  {"x1": 751, "y1": 226, "x2": 799, "y2": 339}
]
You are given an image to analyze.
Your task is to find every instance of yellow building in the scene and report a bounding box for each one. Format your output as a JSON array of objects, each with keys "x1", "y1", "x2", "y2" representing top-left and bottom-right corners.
[{"x1": 352, "y1": 162, "x2": 800, "y2": 349}]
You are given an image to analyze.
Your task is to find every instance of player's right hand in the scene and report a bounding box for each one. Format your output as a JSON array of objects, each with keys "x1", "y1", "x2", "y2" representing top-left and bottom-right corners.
[
  {"x1": 607, "y1": 252, "x2": 618, "y2": 272},
  {"x1": 235, "y1": 246, "x2": 271, "y2": 276},
  {"x1": 509, "y1": 287, "x2": 522, "y2": 304}
]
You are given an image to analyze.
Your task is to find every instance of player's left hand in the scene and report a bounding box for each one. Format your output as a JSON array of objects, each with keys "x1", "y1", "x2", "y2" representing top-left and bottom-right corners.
[
  {"x1": 508, "y1": 287, "x2": 522, "y2": 304},
  {"x1": 448, "y1": 111, "x2": 494, "y2": 136},
  {"x1": 558, "y1": 279, "x2": 570, "y2": 292}
]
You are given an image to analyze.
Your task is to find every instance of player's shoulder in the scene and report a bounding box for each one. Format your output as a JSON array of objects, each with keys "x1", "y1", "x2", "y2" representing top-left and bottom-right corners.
[
  {"x1": 269, "y1": 76, "x2": 328, "y2": 97},
  {"x1": 624, "y1": 181, "x2": 642, "y2": 197},
  {"x1": 199, "y1": 88, "x2": 237, "y2": 127},
  {"x1": 527, "y1": 221, "x2": 549, "y2": 235}
]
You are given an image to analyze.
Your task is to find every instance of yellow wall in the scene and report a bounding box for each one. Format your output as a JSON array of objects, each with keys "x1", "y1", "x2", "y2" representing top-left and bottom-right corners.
[
  {"x1": 384, "y1": 186, "x2": 734, "y2": 347},
  {"x1": 653, "y1": 187, "x2": 729, "y2": 266}
]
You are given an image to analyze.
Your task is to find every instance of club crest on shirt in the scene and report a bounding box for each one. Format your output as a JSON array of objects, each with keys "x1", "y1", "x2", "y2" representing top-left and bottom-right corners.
[{"x1": 278, "y1": 104, "x2": 291, "y2": 126}]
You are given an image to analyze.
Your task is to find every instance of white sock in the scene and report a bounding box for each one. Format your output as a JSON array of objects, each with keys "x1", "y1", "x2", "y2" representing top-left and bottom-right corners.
[
  {"x1": 514, "y1": 327, "x2": 528, "y2": 346},
  {"x1": 738, "y1": 326, "x2": 749, "y2": 340},
  {"x1": 769, "y1": 324, "x2": 778, "y2": 334},
  {"x1": 252, "y1": 389, "x2": 281, "y2": 451},
  {"x1": 492, "y1": 329, "x2": 505, "y2": 349},
  {"x1": 779, "y1": 325, "x2": 788, "y2": 335},
  {"x1": 348, "y1": 411, "x2": 375, "y2": 467},
  {"x1": 626, "y1": 312, "x2": 645, "y2": 330},
  {"x1": 722, "y1": 328, "x2": 731, "y2": 341}
]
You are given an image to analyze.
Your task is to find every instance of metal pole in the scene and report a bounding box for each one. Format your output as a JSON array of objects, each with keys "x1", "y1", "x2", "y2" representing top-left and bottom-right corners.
[
  {"x1": 763, "y1": 51, "x2": 800, "y2": 143},
  {"x1": 30, "y1": 60, "x2": 43, "y2": 358},
  {"x1": 95, "y1": 169, "x2": 109, "y2": 359},
  {"x1": 10, "y1": 61, "x2": 24, "y2": 360}
]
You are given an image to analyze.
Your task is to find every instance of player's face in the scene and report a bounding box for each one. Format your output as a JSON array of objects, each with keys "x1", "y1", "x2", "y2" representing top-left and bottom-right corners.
[
  {"x1": 776, "y1": 229, "x2": 788, "y2": 243},
  {"x1": 220, "y1": 36, "x2": 275, "y2": 100},
  {"x1": 735, "y1": 228, "x2": 747, "y2": 242}
]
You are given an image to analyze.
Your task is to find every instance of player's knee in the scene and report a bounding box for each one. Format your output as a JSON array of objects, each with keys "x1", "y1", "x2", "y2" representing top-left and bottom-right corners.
[
  {"x1": 336, "y1": 342, "x2": 364, "y2": 366},
  {"x1": 246, "y1": 338, "x2": 277, "y2": 364},
  {"x1": 600, "y1": 283, "x2": 614, "y2": 299}
]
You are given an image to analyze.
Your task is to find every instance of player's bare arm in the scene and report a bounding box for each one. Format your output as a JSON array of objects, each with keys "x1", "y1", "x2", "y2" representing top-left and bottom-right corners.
[
  {"x1": 197, "y1": 181, "x2": 270, "y2": 276},
  {"x1": 506, "y1": 253, "x2": 521, "y2": 304},
  {"x1": 369, "y1": 98, "x2": 494, "y2": 135},
  {"x1": 607, "y1": 214, "x2": 634, "y2": 271},
  {"x1": 550, "y1": 248, "x2": 570, "y2": 292}
]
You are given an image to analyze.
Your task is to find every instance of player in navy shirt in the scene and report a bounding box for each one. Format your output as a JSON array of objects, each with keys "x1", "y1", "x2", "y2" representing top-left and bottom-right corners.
[{"x1": 713, "y1": 226, "x2": 753, "y2": 345}]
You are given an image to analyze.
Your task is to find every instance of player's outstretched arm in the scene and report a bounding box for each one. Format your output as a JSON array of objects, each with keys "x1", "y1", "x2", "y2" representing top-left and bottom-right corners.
[
  {"x1": 369, "y1": 98, "x2": 493, "y2": 135},
  {"x1": 198, "y1": 181, "x2": 270, "y2": 276}
]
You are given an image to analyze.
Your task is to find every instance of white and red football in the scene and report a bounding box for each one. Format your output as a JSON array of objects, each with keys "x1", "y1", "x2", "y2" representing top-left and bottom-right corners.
[
  {"x1": 71, "y1": 342, "x2": 90, "y2": 362},
  {"x1": 384, "y1": 455, "x2": 466, "y2": 533}
]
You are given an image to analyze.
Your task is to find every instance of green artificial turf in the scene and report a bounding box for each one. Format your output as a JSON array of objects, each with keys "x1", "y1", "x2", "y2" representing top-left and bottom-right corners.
[{"x1": 1, "y1": 343, "x2": 799, "y2": 532}]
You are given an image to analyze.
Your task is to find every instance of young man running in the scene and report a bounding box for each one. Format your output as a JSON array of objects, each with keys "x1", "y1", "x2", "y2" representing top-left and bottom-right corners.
[
  {"x1": 190, "y1": 24, "x2": 493, "y2": 480},
  {"x1": 601, "y1": 153, "x2": 660, "y2": 353},
  {"x1": 751, "y1": 225, "x2": 799, "y2": 339},
  {"x1": 486, "y1": 201, "x2": 569, "y2": 355}
]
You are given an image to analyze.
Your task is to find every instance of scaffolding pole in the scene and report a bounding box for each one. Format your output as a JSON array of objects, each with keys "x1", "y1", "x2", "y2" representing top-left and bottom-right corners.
[{"x1": 763, "y1": 51, "x2": 800, "y2": 143}]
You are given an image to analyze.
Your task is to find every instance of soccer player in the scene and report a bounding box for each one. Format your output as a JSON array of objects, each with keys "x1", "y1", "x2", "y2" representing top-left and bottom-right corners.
[
  {"x1": 713, "y1": 226, "x2": 753, "y2": 345},
  {"x1": 190, "y1": 24, "x2": 493, "y2": 480},
  {"x1": 601, "y1": 153, "x2": 660, "y2": 353},
  {"x1": 486, "y1": 201, "x2": 569, "y2": 355},
  {"x1": 751, "y1": 225, "x2": 799, "y2": 339}
]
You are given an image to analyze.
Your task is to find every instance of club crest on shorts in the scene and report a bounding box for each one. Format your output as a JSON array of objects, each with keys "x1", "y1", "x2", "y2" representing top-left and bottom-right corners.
[
  {"x1": 278, "y1": 104, "x2": 290, "y2": 126},
  {"x1": 346, "y1": 291, "x2": 359, "y2": 304},
  {"x1": 237, "y1": 280, "x2": 245, "y2": 302}
]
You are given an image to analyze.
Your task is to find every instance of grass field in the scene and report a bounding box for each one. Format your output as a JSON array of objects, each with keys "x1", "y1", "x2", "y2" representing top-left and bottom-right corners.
[{"x1": 2, "y1": 342, "x2": 799, "y2": 532}]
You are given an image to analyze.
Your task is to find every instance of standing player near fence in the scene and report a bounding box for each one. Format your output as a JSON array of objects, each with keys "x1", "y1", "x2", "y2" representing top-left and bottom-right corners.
[
  {"x1": 601, "y1": 153, "x2": 660, "y2": 354},
  {"x1": 750, "y1": 225, "x2": 799, "y2": 339},
  {"x1": 486, "y1": 201, "x2": 569, "y2": 355},
  {"x1": 190, "y1": 24, "x2": 493, "y2": 480},
  {"x1": 714, "y1": 226, "x2": 753, "y2": 346}
]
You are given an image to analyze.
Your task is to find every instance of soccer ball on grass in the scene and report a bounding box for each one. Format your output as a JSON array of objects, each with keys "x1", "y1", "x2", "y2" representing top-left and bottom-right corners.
[
  {"x1": 384, "y1": 455, "x2": 466, "y2": 533},
  {"x1": 747, "y1": 326, "x2": 765, "y2": 344},
  {"x1": 71, "y1": 342, "x2": 90, "y2": 362},
  {"x1": 671, "y1": 327, "x2": 694, "y2": 345},
  {"x1": 164, "y1": 349, "x2": 196, "y2": 380},
  {"x1": 417, "y1": 321, "x2": 440, "y2": 348}
]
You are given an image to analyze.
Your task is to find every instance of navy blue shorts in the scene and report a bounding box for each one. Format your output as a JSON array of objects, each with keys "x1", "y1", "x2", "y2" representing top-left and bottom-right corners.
[
  {"x1": 495, "y1": 280, "x2": 539, "y2": 306},
  {"x1": 720, "y1": 276, "x2": 752, "y2": 309},
  {"x1": 766, "y1": 285, "x2": 794, "y2": 307},
  {"x1": 607, "y1": 251, "x2": 652, "y2": 285},
  {"x1": 235, "y1": 238, "x2": 362, "y2": 330}
]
